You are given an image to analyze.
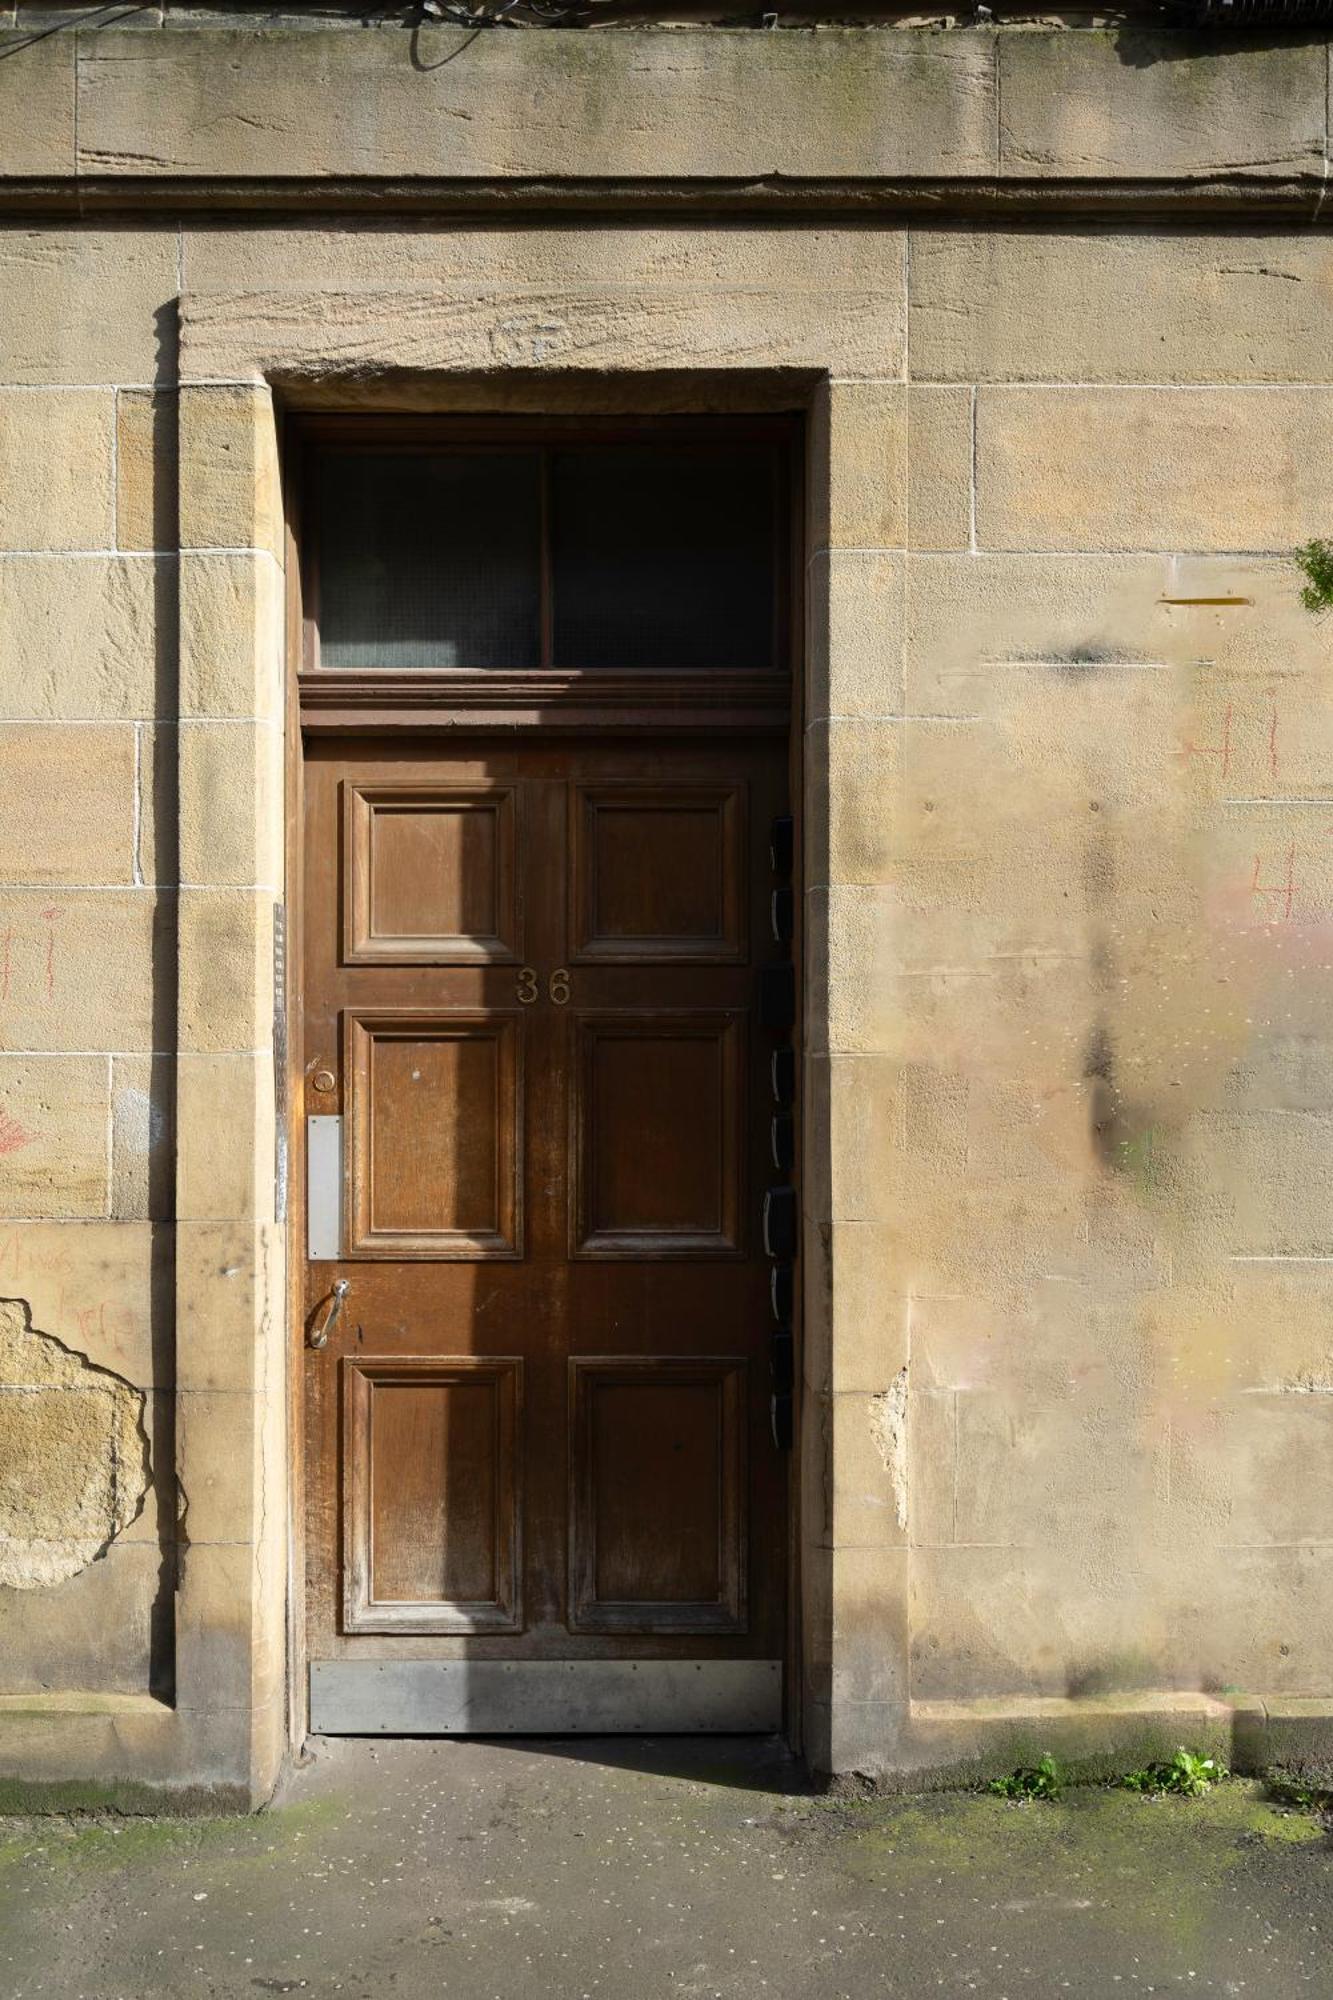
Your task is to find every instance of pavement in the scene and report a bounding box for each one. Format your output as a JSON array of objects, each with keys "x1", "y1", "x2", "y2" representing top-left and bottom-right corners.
[{"x1": 1, "y1": 1735, "x2": 1330, "y2": 1999}]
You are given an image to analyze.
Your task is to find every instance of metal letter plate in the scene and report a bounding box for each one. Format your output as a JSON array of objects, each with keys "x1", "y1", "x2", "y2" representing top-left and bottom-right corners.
[
  {"x1": 307, "y1": 1115, "x2": 343, "y2": 1262},
  {"x1": 309, "y1": 1659, "x2": 782, "y2": 1736}
]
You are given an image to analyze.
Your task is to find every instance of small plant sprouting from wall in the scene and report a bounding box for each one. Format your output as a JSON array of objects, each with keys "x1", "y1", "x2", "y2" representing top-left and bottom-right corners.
[
  {"x1": 1294, "y1": 540, "x2": 1333, "y2": 615},
  {"x1": 988, "y1": 1753, "x2": 1064, "y2": 1802},
  {"x1": 1122, "y1": 1748, "x2": 1227, "y2": 1798}
]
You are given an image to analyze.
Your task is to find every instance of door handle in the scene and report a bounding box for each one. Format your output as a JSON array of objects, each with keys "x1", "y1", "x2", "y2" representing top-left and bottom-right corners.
[{"x1": 309, "y1": 1278, "x2": 349, "y2": 1350}]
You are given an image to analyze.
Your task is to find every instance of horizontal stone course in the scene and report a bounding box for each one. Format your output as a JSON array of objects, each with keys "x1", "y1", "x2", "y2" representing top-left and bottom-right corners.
[
  {"x1": 976, "y1": 387, "x2": 1333, "y2": 552},
  {"x1": 910, "y1": 227, "x2": 1333, "y2": 383},
  {"x1": 76, "y1": 28, "x2": 998, "y2": 184}
]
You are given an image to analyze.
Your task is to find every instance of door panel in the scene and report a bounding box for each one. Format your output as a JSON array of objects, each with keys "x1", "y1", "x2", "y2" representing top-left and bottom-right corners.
[
  {"x1": 344, "y1": 1010, "x2": 523, "y2": 1258},
  {"x1": 343, "y1": 782, "x2": 520, "y2": 964},
  {"x1": 569, "y1": 784, "x2": 747, "y2": 963},
  {"x1": 303, "y1": 734, "x2": 788, "y2": 1729},
  {"x1": 343, "y1": 1355, "x2": 521, "y2": 1634},
  {"x1": 570, "y1": 1012, "x2": 744, "y2": 1258},
  {"x1": 568, "y1": 1357, "x2": 747, "y2": 1635}
]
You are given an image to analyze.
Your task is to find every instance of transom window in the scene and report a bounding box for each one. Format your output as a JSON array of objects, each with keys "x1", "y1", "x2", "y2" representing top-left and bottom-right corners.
[{"x1": 305, "y1": 428, "x2": 788, "y2": 676}]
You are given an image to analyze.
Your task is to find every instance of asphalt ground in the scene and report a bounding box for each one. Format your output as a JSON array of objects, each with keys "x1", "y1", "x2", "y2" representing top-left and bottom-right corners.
[{"x1": 1, "y1": 1735, "x2": 1330, "y2": 1999}]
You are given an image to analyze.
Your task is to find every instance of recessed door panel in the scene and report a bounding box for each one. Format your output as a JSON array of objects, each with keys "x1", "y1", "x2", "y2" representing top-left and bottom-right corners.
[
  {"x1": 344, "y1": 782, "x2": 518, "y2": 963},
  {"x1": 570, "y1": 785, "x2": 746, "y2": 963},
  {"x1": 343, "y1": 1356, "x2": 521, "y2": 1634},
  {"x1": 345, "y1": 1011, "x2": 522, "y2": 1258},
  {"x1": 569, "y1": 1358, "x2": 747, "y2": 1634},
  {"x1": 570, "y1": 1012, "x2": 745, "y2": 1259}
]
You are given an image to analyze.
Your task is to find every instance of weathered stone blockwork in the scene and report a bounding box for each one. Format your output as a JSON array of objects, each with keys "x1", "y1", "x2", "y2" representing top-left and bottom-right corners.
[{"x1": 1, "y1": 18, "x2": 1332, "y2": 1804}]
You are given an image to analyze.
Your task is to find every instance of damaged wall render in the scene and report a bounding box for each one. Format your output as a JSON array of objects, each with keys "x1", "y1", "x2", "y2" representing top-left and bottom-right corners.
[
  {"x1": 2, "y1": 14, "x2": 1333, "y2": 1805},
  {"x1": 0, "y1": 1299, "x2": 148, "y2": 1593}
]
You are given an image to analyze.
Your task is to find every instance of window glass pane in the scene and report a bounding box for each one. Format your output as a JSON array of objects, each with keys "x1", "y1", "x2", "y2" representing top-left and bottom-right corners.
[
  {"x1": 315, "y1": 450, "x2": 541, "y2": 669},
  {"x1": 551, "y1": 445, "x2": 777, "y2": 672}
]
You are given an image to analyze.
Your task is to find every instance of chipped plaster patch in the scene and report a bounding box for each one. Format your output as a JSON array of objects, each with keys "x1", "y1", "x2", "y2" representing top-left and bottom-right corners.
[
  {"x1": 870, "y1": 1367, "x2": 909, "y2": 1532},
  {"x1": 0, "y1": 1297, "x2": 149, "y2": 1591}
]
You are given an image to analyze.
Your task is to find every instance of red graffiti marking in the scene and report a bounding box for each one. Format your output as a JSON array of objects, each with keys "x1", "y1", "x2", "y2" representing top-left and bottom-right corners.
[
  {"x1": 0, "y1": 1108, "x2": 35, "y2": 1156},
  {"x1": 40, "y1": 906, "x2": 59, "y2": 998},
  {"x1": 1251, "y1": 843, "x2": 1297, "y2": 923},
  {"x1": 1268, "y1": 698, "x2": 1281, "y2": 783},
  {"x1": 0, "y1": 929, "x2": 12, "y2": 1004},
  {"x1": 1182, "y1": 702, "x2": 1233, "y2": 779}
]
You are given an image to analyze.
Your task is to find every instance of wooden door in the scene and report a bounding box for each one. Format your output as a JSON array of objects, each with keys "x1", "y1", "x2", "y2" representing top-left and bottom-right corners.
[{"x1": 302, "y1": 732, "x2": 789, "y2": 1733}]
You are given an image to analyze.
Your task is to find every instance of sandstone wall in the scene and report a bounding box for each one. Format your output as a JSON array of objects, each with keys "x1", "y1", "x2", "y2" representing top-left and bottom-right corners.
[{"x1": 2, "y1": 19, "x2": 1332, "y2": 1796}]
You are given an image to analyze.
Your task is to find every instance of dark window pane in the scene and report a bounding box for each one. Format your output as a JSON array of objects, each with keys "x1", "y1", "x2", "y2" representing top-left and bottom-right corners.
[
  {"x1": 316, "y1": 450, "x2": 541, "y2": 669},
  {"x1": 551, "y1": 446, "x2": 777, "y2": 671}
]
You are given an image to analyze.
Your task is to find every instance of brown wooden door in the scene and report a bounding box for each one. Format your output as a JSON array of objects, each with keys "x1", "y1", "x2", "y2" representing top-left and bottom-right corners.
[{"x1": 302, "y1": 732, "x2": 788, "y2": 1733}]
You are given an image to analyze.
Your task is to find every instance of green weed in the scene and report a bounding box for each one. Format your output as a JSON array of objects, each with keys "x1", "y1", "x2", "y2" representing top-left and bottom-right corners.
[
  {"x1": 988, "y1": 1753, "x2": 1064, "y2": 1802},
  {"x1": 1294, "y1": 539, "x2": 1333, "y2": 615},
  {"x1": 1122, "y1": 1748, "x2": 1227, "y2": 1798}
]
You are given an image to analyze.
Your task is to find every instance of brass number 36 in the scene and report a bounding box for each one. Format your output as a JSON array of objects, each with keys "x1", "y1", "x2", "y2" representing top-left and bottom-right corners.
[{"x1": 516, "y1": 967, "x2": 570, "y2": 1004}]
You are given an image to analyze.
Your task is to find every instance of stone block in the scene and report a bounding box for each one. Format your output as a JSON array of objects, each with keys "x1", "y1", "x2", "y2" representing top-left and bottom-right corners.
[
  {"x1": 178, "y1": 719, "x2": 282, "y2": 888},
  {"x1": 0, "y1": 391, "x2": 114, "y2": 551},
  {"x1": 907, "y1": 385, "x2": 972, "y2": 551},
  {"x1": 0, "y1": 724, "x2": 135, "y2": 884},
  {"x1": 1193, "y1": 1544, "x2": 1333, "y2": 1697},
  {"x1": 0, "y1": 1541, "x2": 160, "y2": 1695},
  {"x1": 178, "y1": 385, "x2": 283, "y2": 561},
  {"x1": 176, "y1": 1219, "x2": 280, "y2": 1394},
  {"x1": 998, "y1": 31, "x2": 1324, "y2": 182},
  {"x1": 179, "y1": 552, "x2": 282, "y2": 720},
  {"x1": 832, "y1": 1389, "x2": 908, "y2": 1550},
  {"x1": 0, "y1": 555, "x2": 162, "y2": 721},
  {"x1": 1186, "y1": 1109, "x2": 1333, "y2": 1258},
  {"x1": 1168, "y1": 1393, "x2": 1333, "y2": 1553},
  {"x1": 0, "y1": 1053, "x2": 109, "y2": 1218},
  {"x1": 0, "y1": 31, "x2": 75, "y2": 179},
  {"x1": 175, "y1": 1539, "x2": 283, "y2": 1715},
  {"x1": 910, "y1": 1542, "x2": 1149, "y2": 1701},
  {"x1": 0, "y1": 1294, "x2": 148, "y2": 1598},
  {"x1": 826, "y1": 1222, "x2": 907, "y2": 1395},
  {"x1": 183, "y1": 217, "x2": 907, "y2": 318},
  {"x1": 0, "y1": 230, "x2": 177, "y2": 387},
  {"x1": 110, "y1": 1053, "x2": 173, "y2": 1223},
  {"x1": 808, "y1": 381, "x2": 906, "y2": 554},
  {"x1": 181, "y1": 274, "x2": 902, "y2": 389},
  {"x1": 82, "y1": 28, "x2": 996, "y2": 183},
  {"x1": 817, "y1": 1052, "x2": 917, "y2": 1225},
  {"x1": 177, "y1": 888, "x2": 275, "y2": 1055},
  {"x1": 906, "y1": 1385, "x2": 957, "y2": 1549},
  {"x1": 905, "y1": 554, "x2": 1325, "y2": 718},
  {"x1": 0, "y1": 888, "x2": 171, "y2": 1052},
  {"x1": 910, "y1": 227, "x2": 1333, "y2": 385},
  {"x1": 0, "y1": 1219, "x2": 167, "y2": 1391},
  {"x1": 176, "y1": 1389, "x2": 258, "y2": 1547},
  {"x1": 807, "y1": 553, "x2": 904, "y2": 723},
  {"x1": 176, "y1": 1052, "x2": 276, "y2": 1223},
  {"x1": 117, "y1": 389, "x2": 178, "y2": 552},
  {"x1": 805, "y1": 718, "x2": 904, "y2": 888},
  {"x1": 829, "y1": 1545, "x2": 910, "y2": 1709},
  {"x1": 133, "y1": 721, "x2": 175, "y2": 888},
  {"x1": 976, "y1": 387, "x2": 1333, "y2": 554}
]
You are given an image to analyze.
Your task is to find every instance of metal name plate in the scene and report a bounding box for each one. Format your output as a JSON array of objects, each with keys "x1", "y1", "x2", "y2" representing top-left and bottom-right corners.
[{"x1": 307, "y1": 1115, "x2": 343, "y2": 1262}]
